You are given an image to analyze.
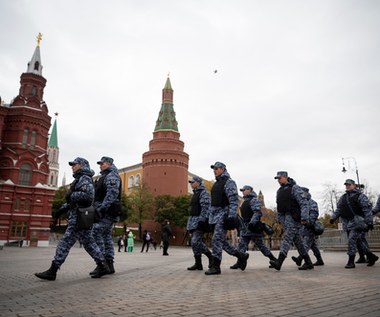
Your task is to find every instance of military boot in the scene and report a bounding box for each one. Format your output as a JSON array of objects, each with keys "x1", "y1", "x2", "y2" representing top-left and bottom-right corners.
[
  {"x1": 238, "y1": 252, "x2": 249, "y2": 271},
  {"x1": 187, "y1": 255, "x2": 203, "y2": 271},
  {"x1": 35, "y1": 262, "x2": 59, "y2": 281},
  {"x1": 205, "y1": 251, "x2": 213, "y2": 268},
  {"x1": 366, "y1": 252, "x2": 379, "y2": 267},
  {"x1": 298, "y1": 254, "x2": 314, "y2": 270},
  {"x1": 91, "y1": 261, "x2": 110, "y2": 278},
  {"x1": 355, "y1": 251, "x2": 366, "y2": 264},
  {"x1": 268, "y1": 253, "x2": 276, "y2": 268},
  {"x1": 291, "y1": 255, "x2": 303, "y2": 266},
  {"x1": 270, "y1": 252, "x2": 286, "y2": 271},
  {"x1": 107, "y1": 259, "x2": 115, "y2": 274},
  {"x1": 230, "y1": 259, "x2": 241, "y2": 269},
  {"x1": 313, "y1": 254, "x2": 324, "y2": 266},
  {"x1": 345, "y1": 255, "x2": 356, "y2": 269},
  {"x1": 205, "y1": 257, "x2": 221, "y2": 275}
]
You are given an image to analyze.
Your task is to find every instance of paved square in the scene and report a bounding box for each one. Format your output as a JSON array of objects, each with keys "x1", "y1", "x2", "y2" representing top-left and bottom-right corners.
[{"x1": 0, "y1": 244, "x2": 379, "y2": 317}]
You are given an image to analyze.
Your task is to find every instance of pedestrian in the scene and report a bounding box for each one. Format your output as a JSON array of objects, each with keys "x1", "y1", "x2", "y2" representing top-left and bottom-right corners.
[
  {"x1": 186, "y1": 176, "x2": 213, "y2": 271},
  {"x1": 269, "y1": 171, "x2": 314, "y2": 271},
  {"x1": 91, "y1": 156, "x2": 122, "y2": 276},
  {"x1": 141, "y1": 230, "x2": 151, "y2": 252},
  {"x1": 161, "y1": 219, "x2": 175, "y2": 255},
  {"x1": 35, "y1": 157, "x2": 109, "y2": 281},
  {"x1": 231, "y1": 185, "x2": 276, "y2": 270},
  {"x1": 291, "y1": 187, "x2": 324, "y2": 267},
  {"x1": 330, "y1": 179, "x2": 378, "y2": 268},
  {"x1": 117, "y1": 236, "x2": 124, "y2": 252},
  {"x1": 127, "y1": 230, "x2": 135, "y2": 252},
  {"x1": 205, "y1": 162, "x2": 249, "y2": 275}
]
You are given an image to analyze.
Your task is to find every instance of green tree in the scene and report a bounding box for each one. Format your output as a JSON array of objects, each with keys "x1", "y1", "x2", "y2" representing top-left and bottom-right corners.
[
  {"x1": 155, "y1": 194, "x2": 191, "y2": 228},
  {"x1": 125, "y1": 183, "x2": 155, "y2": 239}
]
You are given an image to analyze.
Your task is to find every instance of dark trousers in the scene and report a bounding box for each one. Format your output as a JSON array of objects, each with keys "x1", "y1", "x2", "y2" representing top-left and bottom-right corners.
[
  {"x1": 163, "y1": 241, "x2": 169, "y2": 255},
  {"x1": 141, "y1": 241, "x2": 150, "y2": 252}
]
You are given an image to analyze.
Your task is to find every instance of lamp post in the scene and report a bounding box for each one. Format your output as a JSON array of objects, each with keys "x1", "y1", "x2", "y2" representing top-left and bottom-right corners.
[{"x1": 341, "y1": 157, "x2": 362, "y2": 188}]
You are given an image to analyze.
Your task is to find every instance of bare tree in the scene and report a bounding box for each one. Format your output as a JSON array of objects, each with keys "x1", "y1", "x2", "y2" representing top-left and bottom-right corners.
[{"x1": 319, "y1": 183, "x2": 342, "y2": 216}]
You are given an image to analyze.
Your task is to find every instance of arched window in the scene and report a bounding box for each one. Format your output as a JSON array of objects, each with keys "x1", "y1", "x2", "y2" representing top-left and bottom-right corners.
[
  {"x1": 30, "y1": 131, "x2": 36, "y2": 149},
  {"x1": 128, "y1": 175, "x2": 134, "y2": 188},
  {"x1": 19, "y1": 163, "x2": 32, "y2": 186},
  {"x1": 34, "y1": 61, "x2": 39, "y2": 71},
  {"x1": 14, "y1": 198, "x2": 20, "y2": 211},
  {"x1": 22, "y1": 129, "x2": 28, "y2": 148},
  {"x1": 135, "y1": 174, "x2": 141, "y2": 186},
  {"x1": 24, "y1": 199, "x2": 30, "y2": 212}
]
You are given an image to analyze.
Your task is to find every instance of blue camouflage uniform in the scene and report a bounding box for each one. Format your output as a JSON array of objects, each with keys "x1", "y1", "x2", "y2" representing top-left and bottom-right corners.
[
  {"x1": 53, "y1": 158, "x2": 105, "y2": 268},
  {"x1": 92, "y1": 158, "x2": 121, "y2": 263},
  {"x1": 331, "y1": 188, "x2": 373, "y2": 257},
  {"x1": 238, "y1": 190, "x2": 273, "y2": 257},
  {"x1": 186, "y1": 183, "x2": 211, "y2": 257},
  {"x1": 276, "y1": 178, "x2": 310, "y2": 258},
  {"x1": 208, "y1": 169, "x2": 241, "y2": 261},
  {"x1": 300, "y1": 193, "x2": 322, "y2": 259},
  {"x1": 372, "y1": 195, "x2": 380, "y2": 215}
]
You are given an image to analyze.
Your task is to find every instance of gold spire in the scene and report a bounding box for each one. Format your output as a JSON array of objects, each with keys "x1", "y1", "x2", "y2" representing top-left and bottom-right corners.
[{"x1": 36, "y1": 32, "x2": 43, "y2": 47}]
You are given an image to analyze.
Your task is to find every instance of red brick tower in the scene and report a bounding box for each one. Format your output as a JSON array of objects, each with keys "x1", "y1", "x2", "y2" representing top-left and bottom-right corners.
[
  {"x1": 142, "y1": 77, "x2": 189, "y2": 196},
  {"x1": 0, "y1": 34, "x2": 55, "y2": 247}
]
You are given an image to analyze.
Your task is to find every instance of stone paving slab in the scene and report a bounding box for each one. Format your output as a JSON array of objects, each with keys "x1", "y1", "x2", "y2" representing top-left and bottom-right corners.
[{"x1": 0, "y1": 244, "x2": 379, "y2": 317}]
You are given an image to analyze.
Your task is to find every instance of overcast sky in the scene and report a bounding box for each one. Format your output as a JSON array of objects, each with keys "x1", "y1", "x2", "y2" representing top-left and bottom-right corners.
[{"x1": 1, "y1": 0, "x2": 379, "y2": 212}]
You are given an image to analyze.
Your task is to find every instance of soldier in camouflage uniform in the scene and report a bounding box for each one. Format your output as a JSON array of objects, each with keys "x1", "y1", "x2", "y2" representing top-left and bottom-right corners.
[
  {"x1": 330, "y1": 179, "x2": 378, "y2": 268},
  {"x1": 372, "y1": 195, "x2": 380, "y2": 215},
  {"x1": 205, "y1": 162, "x2": 249, "y2": 275},
  {"x1": 91, "y1": 156, "x2": 122, "y2": 276},
  {"x1": 230, "y1": 185, "x2": 276, "y2": 270},
  {"x1": 269, "y1": 171, "x2": 314, "y2": 271},
  {"x1": 186, "y1": 176, "x2": 212, "y2": 271},
  {"x1": 291, "y1": 187, "x2": 324, "y2": 267},
  {"x1": 35, "y1": 157, "x2": 109, "y2": 281}
]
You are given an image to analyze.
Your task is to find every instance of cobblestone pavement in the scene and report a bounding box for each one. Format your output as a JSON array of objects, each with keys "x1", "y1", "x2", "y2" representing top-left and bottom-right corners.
[{"x1": 0, "y1": 243, "x2": 379, "y2": 317}]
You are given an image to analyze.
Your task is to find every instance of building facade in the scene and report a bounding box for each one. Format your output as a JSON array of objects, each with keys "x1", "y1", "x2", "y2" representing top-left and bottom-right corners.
[{"x1": 0, "y1": 36, "x2": 55, "y2": 247}]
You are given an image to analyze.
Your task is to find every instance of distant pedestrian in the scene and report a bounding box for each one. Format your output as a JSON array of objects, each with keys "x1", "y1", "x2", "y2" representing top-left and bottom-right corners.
[
  {"x1": 161, "y1": 220, "x2": 175, "y2": 255},
  {"x1": 117, "y1": 236, "x2": 124, "y2": 252},
  {"x1": 330, "y1": 179, "x2": 378, "y2": 268},
  {"x1": 34, "y1": 157, "x2": 109, "y2": 281},
  {"x1": 269, "y1": 171, "x2": 314, "y2": 271},
  {"x1": 205, "y1": 162, "x2": 249, "y2": 275},
  {"x1": 141, "y1": 230, "x2": 151, "y2": 252},
  {"x1": 127, "y1": 231, "x2": 135, "y2": 252},
  {"x1": 186, "y1": 176, "x2": 212, "y2": 271}
]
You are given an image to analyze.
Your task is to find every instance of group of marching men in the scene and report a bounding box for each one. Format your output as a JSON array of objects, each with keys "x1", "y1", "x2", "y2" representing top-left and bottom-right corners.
[{"x1": 186, "y1": 162, "x2": 379, "y2": 275}]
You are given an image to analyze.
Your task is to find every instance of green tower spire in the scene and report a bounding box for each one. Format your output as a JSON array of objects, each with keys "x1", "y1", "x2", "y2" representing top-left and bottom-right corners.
[
  {"x1": 154, "y1": 77, "x2": 178, "y2": 132},
  {"x1": 48, "y1": 115, "x2": 58, "y2": 147}
]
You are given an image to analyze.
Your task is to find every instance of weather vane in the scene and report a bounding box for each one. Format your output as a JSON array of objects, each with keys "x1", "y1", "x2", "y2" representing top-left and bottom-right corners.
[{"x1": 36, "y1": 32, "x2": 43, "y2": 47}]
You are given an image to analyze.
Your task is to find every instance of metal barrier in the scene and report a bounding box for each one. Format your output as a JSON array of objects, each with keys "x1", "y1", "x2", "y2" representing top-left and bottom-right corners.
[{"x1": 319, "y1": 225, "x2": 380, "y2": 252}]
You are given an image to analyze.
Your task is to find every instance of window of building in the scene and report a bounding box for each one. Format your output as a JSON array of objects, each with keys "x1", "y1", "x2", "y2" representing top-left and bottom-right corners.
[
  {"x1": 31, "y1": 86, "x2": 37, "y2": 96},
  {"x1": 34, "y1": 61, "x2": 39, "y2": 71},
  {"x1": 30, "y1": 131, "x2": 36, "y2": 149},
  {"x1": 19, "y1": 164, "x2": 32, "y2": 186},
  {"x1": 22, "y1": 129, "x2": 28, "y2": 148},
  {"x1": 14, "y1": 198, "x2": 20, "y2": 211},
  {"x1": 135, "y1": 174, "x2": 141, "y2": 186},
  {"x1": 128, "y1": 175, "x2": 134, "y2": 188},
  {"x1": 11, "y1": 221, "x2": 27, "y2": 238},
  {"x1": 24, "y1": 199, "x2": 30, "y2": 212}
]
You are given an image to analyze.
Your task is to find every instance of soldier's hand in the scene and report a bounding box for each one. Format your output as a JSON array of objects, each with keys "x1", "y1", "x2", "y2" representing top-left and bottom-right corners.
[
  {"x1": 367, "y1": 224, "x2": 374, "y2": 231},
  {"x1": 329, "y1": 219, "x2": 335, "y2": 224},
  {"x1": 223, "y1": 216, "x2": 238, "y2": 230}
]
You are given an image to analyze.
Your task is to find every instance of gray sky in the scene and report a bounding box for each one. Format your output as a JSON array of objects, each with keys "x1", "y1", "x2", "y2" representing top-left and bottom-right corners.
[{"x1": 1, "y1": 0, "x2": 379, "y2": 212}]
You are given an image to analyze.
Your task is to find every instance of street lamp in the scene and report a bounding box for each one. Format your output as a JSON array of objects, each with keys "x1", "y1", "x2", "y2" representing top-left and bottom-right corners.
[{"x1": 341, "y1": 157, "x2": 362, "y2": 188}]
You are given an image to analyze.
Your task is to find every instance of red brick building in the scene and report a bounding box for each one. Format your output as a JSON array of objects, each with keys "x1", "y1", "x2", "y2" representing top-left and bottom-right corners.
[{"x1": 0, "y1": 37, "x2": 55, "y2": 247}]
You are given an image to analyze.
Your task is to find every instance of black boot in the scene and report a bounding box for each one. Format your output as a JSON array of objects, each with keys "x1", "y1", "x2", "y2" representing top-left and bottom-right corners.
[
  {"x1": 205, "y1": 257, "x2": 221, "y2": 275},
  {"x1": 366, "y1": 252, "x2": 379, "y2": 267},
  {"x1": 345, "y1": 255, "x2": 356, "y2": 269},
  {"x1": 187, "y1": 255, "x2": 203, "y2": 271},
  {"x1": 237, "y1": 252, "x2": 249, "y2": 271},
  {"x1": 355, "y1": 251, "x2": 366, "y2": 264},
  {"x1": 291, "y1": 255, "x2": 303, "y2": 266},
  {"x1": 35, "y1": 262, "x2": 59, "y2": 281},
  {"x1": 268, "y1": 253, "x2": 276, "y2": 268},
  {"x1": 230, "y1": 259, "x2": 241, "y2": 269},
  {"x1": 270, "y1": 253, "x2": 286, "y2": 271},
  {"x1": 298, "y1": 254, "x2": 314, "y2": 270},
  {"x1": 91, "y1": 261, "x2": 110, "y2": 278},
  {"x1": 107, "y1": 259, "x2": 115, "y2": 274},
  {"x1": 313, "y1": 254, "x2": 324, "y2": 266},
  {"x1": 205, "y1": 251, "x2": 213, "y2": 268}
]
